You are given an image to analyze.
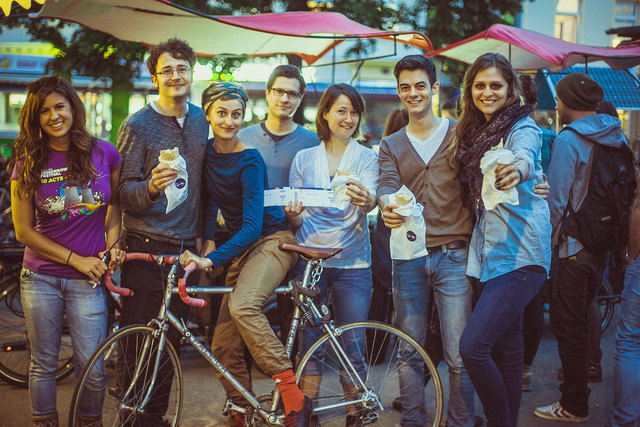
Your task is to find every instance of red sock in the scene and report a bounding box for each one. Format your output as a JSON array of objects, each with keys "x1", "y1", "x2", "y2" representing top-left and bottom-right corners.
[{"x1": 273, "y1": 369, "x2": 305, "y2": 415}]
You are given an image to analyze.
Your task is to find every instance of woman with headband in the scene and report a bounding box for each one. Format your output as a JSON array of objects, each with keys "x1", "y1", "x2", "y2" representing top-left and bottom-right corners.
[
  {"x1": 179, "y1": 82, "x2": 312, "y2": 426},
  {"x1": 9, "y1": 75, "x2": 125, "y2": 426}
]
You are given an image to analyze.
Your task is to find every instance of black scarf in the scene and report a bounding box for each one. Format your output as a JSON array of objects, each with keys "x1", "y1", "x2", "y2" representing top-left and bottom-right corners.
[{"x1": 456, "y1": 102, "x2": 534, "y2": 215}]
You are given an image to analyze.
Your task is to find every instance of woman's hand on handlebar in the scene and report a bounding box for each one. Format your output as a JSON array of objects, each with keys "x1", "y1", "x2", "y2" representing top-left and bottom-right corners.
[
  {"x1": 69, "y1": 253, "x2": 108, "y2": 282},
  {"x1": 99, "y1": 247, "x2": 126, "y2": 273},
  {"x1": 179, "y1": 250, "x2": 213, "y2": 271}
]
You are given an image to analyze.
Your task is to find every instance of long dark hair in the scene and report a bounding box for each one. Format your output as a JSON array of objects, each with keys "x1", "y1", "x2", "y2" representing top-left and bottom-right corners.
[
  {"x1": 9, "y1": 75, "x2": 97, "y2": 200},
  {"x1": 447, "y1": 53, "x2": 521, "y2": 166},
  {"x1": 315, "y1": 83, "x2": 365, "y2": 142}
]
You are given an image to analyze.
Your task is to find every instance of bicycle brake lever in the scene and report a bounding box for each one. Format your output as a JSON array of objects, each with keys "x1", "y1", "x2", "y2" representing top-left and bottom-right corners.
[{"x1": 90, "y1": 252, "x2": 112, "y2": 288}]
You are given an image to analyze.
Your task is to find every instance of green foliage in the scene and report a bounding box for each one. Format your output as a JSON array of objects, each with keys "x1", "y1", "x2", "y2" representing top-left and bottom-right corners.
[{"x1": 398, "y1": 0, "x2": 529, "y2": 86}]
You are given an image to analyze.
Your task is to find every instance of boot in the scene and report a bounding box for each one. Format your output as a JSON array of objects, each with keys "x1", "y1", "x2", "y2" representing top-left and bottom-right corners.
[
  {"x1": 32, "y1": 412, "x2": 58, "y2": 427},
  {"x1": 78, "y1": 414, "x2": 103, "y2": 427}
]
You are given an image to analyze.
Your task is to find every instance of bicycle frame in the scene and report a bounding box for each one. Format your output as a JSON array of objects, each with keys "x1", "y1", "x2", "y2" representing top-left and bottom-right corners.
[{"x1": 111, "y1": 251, "x2": 384, "y2": 424}]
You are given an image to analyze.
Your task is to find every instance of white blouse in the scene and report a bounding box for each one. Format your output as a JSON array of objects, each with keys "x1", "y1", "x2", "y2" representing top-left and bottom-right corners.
[{"x1": 289, "y1": 139, "x2": 378, "y2": 268}]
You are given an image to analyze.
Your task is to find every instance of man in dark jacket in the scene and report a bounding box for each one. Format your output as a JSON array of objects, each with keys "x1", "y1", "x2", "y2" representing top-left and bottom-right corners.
[{"x1": 535, "y1": 73, "x2": 628, "y2": 423}]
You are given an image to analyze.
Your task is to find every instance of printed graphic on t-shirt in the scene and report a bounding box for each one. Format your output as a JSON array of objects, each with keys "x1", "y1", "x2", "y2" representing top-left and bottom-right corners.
[{"x1": 39, "y1": 166, "x2": 106, "y2": 220}]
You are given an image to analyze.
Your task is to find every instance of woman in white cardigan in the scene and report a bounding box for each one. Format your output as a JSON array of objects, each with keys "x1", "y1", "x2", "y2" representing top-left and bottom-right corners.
[{"x1": 286, "y1": 83, "x2": 378, "y2": 427}]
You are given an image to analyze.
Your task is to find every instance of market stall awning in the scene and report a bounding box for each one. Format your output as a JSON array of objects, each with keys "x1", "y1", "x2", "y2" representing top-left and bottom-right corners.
[
  {"x1": 36, "y1": 0, "x2": 432, "y2": 65},
  {"x1": 0, "y1": 0, "x2": 43, "y2": 16},
  {"x1": 428, "y1": 24, "x2": 640, "y2": 71},
  {"x1": 536, "y1": 65, "x2": 640, "y2": 111}
]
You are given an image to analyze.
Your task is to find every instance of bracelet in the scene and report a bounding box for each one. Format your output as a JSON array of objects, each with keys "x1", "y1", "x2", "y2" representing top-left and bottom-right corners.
[
  {"x1": 517, "y1": 169, "x2": 523, "y2": 183},
  {"x1": 66, "y1": 250, "x2": 73, "y2": 265}
]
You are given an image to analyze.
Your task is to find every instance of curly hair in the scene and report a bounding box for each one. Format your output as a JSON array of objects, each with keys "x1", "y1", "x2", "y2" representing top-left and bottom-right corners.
[
  {"x1": 447, "y1": 53, "x2": 521, "y2": 167},
  {"x1": 146, "y1": 38, "x2": 196, "y2": 75},
  {"x1": 8, "y1": 76, "x2": 98, "y2": 200}
]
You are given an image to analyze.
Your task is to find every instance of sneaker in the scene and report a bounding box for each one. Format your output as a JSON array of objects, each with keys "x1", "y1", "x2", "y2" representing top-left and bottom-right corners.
[
  {"x1": 284, "y1": 396, "x2": 313, "y2": 427},
  {"x1": 534, "y1": 402, "x2": 588, "y2": 423}
]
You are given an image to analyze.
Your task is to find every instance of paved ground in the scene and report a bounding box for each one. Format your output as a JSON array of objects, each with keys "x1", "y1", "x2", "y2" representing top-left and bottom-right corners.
[{"x1": 1, "y1": 311, "x2": 619, "y2": 427}]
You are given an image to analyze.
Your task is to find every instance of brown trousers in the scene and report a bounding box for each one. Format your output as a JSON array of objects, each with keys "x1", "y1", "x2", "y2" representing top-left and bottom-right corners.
[{"x1": 211, "y1": 230, "x2": 298, "y2": 405}]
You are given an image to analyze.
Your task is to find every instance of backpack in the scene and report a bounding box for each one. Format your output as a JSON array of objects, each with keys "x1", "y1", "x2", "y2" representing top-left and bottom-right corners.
[{"x1": 561, "y1": 138, "x2": 636, "y2": 265}]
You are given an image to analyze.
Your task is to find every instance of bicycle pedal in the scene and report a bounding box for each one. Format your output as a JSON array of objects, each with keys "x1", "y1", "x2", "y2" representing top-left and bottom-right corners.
[{"x1": 108, "y1": 386, "x2": 123, "y2": 399}]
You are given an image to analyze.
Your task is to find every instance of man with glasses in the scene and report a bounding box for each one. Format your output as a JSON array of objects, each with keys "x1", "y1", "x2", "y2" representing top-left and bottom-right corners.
[
  {"x1": 238, "y1": 65, "x2": 319, "y2": 355},
  {"x1": 116, "y1": 38, "x2": 209, "y2": 426},
  {"x1": 238, "y1": 65, "x2": 319, "y2": 189}
]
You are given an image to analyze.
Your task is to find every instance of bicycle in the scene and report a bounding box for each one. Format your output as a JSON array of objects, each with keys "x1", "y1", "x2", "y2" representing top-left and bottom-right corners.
[{"x1": 69, "y1": 244, "x2": 443, "y2": 426}]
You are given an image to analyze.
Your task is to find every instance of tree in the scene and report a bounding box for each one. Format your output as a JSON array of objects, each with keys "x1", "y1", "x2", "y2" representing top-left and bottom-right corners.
[
  {"x1": 1, "y1": 0, "x2": 225, "y2": 140},
  {"x1": 398, "y1": 0, "x2": 529, "y2": 86}
]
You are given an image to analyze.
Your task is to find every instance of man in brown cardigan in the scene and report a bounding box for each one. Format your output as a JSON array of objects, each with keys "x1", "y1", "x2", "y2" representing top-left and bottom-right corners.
[{"x1": 377, "y1": 55, "x2": 476, "y2": 427}]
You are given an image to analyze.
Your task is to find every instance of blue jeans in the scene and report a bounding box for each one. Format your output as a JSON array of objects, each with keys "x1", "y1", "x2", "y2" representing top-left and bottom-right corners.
[
  {"x1": 20, "y1": 268, "x2": 107, "y2": 416},
  {"x1": 393, "y1": 249, "x2": 475, "y2": 427},
  {"x1": 613, "y1": 257, "x2": 640, "y2": 427},
  {"x1": 296, "y1": 262, "x2": 372, "y2": 386},
  {"x1": 460, "y1": 266, "x2": 545, "y2": 427}
]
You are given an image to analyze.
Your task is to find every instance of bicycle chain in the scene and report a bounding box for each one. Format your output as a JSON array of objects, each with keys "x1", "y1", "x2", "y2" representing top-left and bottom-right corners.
[{"x1": 307, "y1": 260, "x2": 323, "y2": 291}]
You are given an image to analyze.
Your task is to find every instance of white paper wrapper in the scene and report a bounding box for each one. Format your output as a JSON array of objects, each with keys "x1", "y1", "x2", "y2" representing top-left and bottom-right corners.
[
  {"x1": 389, "y1": 185, "x2": 427, "y2": 260},
  {"x1": 158, "y1": 153, "x2": 188, "y2": 214},
  {"x1": 330, "y1": 174, "x2": 360, "y2": 209},
  {"x1": 480, "y1": 147, "x2": 519, "y2": 211}
]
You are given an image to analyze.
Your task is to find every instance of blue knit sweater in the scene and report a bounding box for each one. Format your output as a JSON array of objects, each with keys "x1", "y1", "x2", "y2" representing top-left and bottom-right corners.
[{"x1": 202, "y1": 140, "x2": 289, "y2": 267}]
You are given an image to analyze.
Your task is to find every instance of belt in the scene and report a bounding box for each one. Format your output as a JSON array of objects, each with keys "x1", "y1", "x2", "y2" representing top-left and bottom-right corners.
[{"x1": 426, "y1": 239, "x2": 467, "y2": 254}]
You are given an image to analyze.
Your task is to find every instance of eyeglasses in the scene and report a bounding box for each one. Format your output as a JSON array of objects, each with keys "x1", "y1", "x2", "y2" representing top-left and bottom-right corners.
[
  {"x1": 154, "y1": 66, "x2": 191, "y2": 78},
  {"x1": 27, "y1": 75, "x2": 62, "y2": 94},
  {"x1": 269, "y1": 87, "x2": 301, "y2": 100}
]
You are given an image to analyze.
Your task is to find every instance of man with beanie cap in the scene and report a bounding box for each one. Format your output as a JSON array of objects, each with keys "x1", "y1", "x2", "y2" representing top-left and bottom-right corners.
[{"x1": 535, "y1": 73, "x2": 629, "y2": 423}]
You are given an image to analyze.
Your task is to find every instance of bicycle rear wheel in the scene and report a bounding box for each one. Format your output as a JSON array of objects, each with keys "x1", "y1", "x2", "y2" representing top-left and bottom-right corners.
[
  {"x1": 69, "y1": 324, "x2": 183, "y2": 427},
  {"x1": 0, "y1": 273, "x2": 73, "y2": 387},
  {"x1": 598, "y1": 277, "x2": 616, "y2": 332},
  {"x1": 295, "y1": 321, "x2": 443, "y2": 426}
]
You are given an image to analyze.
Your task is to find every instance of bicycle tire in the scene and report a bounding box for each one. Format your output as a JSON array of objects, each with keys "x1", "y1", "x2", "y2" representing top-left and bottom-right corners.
[
  {"x1": 68, "y1": 324, "x2": 183, "y2": 427},
  {"x1": 0, "y1": 272, "x2": 74, "y2": 387},
  {"x1": 295, "y1": 321, "x2": 443, "y2": 426},
  {"x1": 598, "y1": 277, "x2": 615, "y2": 333}
]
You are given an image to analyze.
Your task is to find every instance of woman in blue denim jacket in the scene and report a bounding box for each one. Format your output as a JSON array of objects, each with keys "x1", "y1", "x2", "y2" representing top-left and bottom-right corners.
[{"x1": 448, "y1": 53, "x2": 551, "y2": 427}]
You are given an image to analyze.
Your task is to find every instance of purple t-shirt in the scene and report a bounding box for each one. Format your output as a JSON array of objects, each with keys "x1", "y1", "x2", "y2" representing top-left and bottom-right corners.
[{"x1": 11, "y1": 140, "x2": 121, "y2": 279}]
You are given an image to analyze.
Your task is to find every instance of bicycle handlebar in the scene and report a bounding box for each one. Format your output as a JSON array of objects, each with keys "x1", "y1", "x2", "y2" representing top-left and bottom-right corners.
[
  {"x1": 101, "y1": 253, "x2": 179, "y2": 297},
  {"x1": 177, "y1": 262, "x2": 207, "y2": 308}
]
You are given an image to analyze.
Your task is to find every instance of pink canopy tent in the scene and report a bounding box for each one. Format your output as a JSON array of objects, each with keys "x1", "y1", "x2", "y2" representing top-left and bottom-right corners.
[
  {"x1": 36, "y1": 0, "x2": 432, "y2": 65},
  {"x1": 428, "y1": 24, "x2": 640, "y2": 71}
]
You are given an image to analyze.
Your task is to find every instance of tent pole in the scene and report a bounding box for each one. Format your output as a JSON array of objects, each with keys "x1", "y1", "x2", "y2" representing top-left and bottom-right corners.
[
  {"x1": 584, "y1": 55, "x2": 589, "y2": 73},
  {"x1": 332, "y1": 41, "x2": 336, "y2": 84}
]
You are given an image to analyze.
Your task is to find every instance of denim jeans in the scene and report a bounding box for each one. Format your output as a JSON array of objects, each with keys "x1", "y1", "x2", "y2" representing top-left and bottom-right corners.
[
  {"x1": 392, "y1": 249, "x2": 475, "y2": 427},
  {"x1": 20, "y1": 268, "x2": 107, "y2": 416},
  {"x1": 549, "y1": 249, "x2": 606, "y2": 417},
  {"x1": 460, "y1": 266, "x2": 545, "y2": 427},
  {"x1": 296, "y1": 261, "x2": 373, "y2": 386},
  {"x1": 613, "y1": 257, "x2": 640, "y2": 427}
]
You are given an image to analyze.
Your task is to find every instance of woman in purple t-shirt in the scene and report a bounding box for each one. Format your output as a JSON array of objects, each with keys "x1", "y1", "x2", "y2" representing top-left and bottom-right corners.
[{"x1": 8, "y1": 76, "x2": 125, "y2": 426}]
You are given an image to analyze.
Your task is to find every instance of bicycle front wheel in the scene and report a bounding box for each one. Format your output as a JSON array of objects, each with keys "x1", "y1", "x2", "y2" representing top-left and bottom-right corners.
[
  {"x1": 69, "y1": 325, "x2": 183, "y2": 427},
  {"x1": 295, "y1": 321, "x2": 443, "y2": 426},
  {"x1": 0, "y1": 276, "x2": 73, "y2": 387}
]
